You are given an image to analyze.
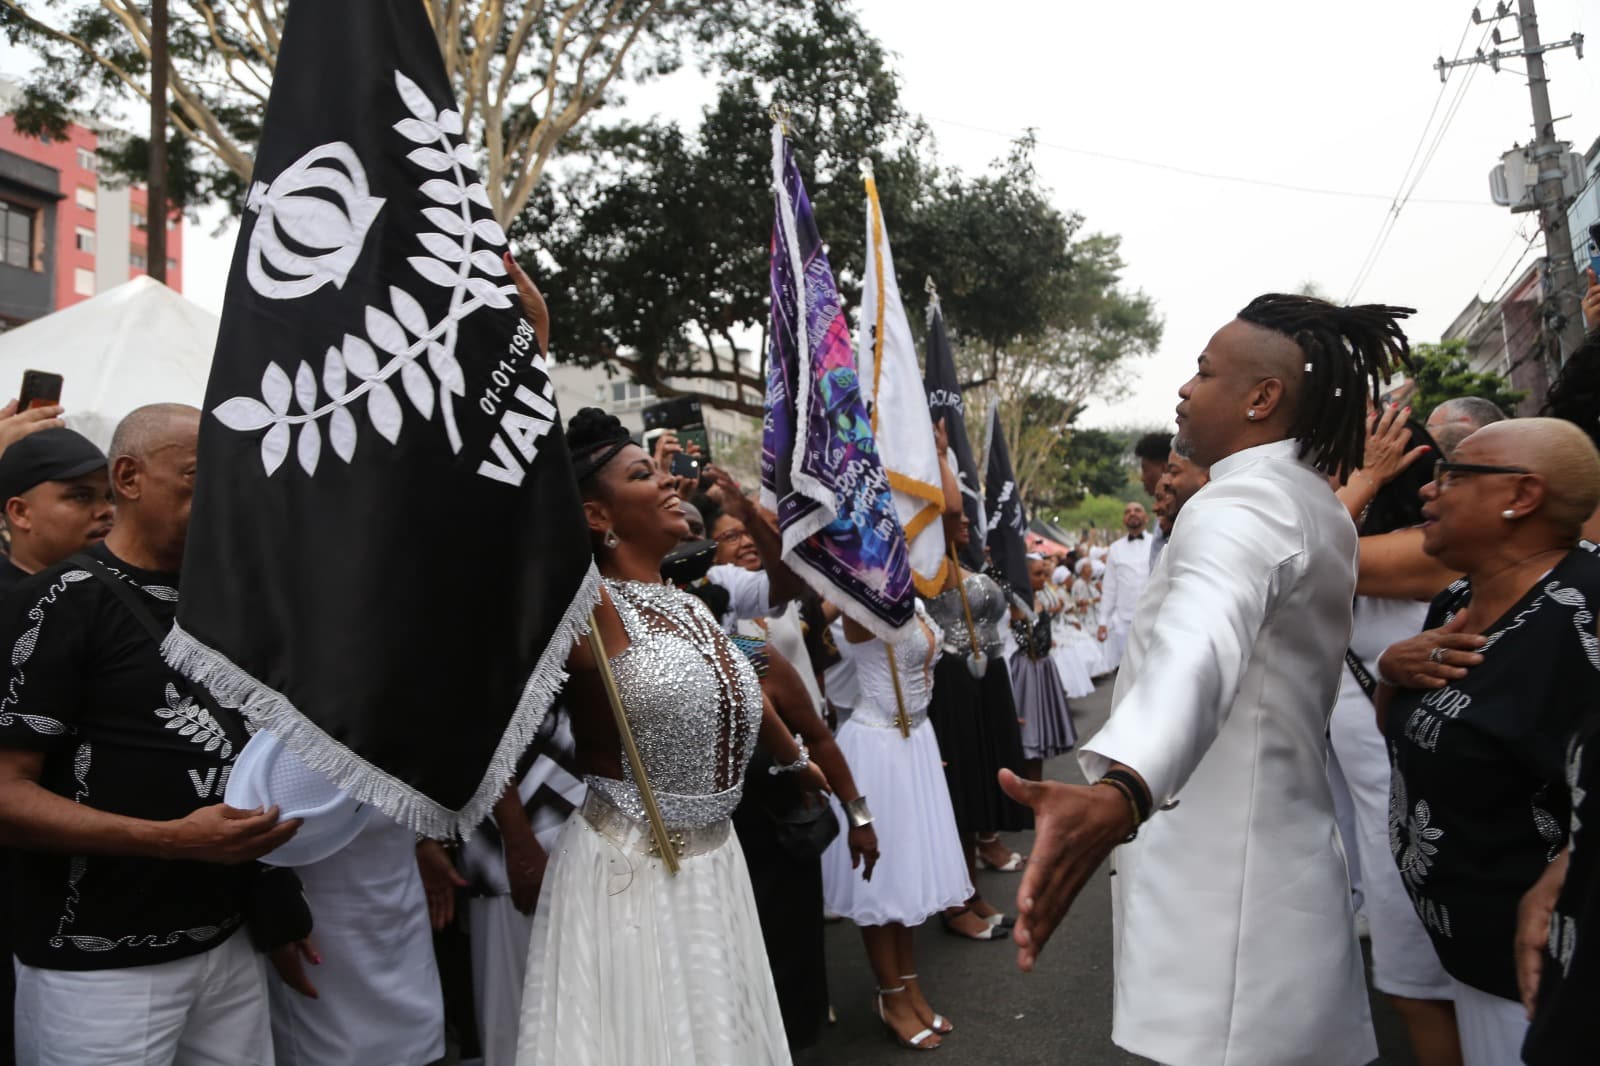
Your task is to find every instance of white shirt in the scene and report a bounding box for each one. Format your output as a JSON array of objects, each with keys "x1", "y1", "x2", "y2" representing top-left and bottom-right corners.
[
  {"x1": 705, "y1": 563, "x2": 771, "y2": 633},
  {"x1": 1079, "y1": 439, "x2": 1375, "y2": 1066},
  {"x1": 1098, "y1": 532, "x2": 1151, "y2": 630}
]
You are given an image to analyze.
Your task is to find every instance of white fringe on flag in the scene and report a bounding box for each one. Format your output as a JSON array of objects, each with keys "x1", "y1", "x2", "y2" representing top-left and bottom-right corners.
[{"x1": 161, "y1": 561, "x2": 603, "y2": 841}]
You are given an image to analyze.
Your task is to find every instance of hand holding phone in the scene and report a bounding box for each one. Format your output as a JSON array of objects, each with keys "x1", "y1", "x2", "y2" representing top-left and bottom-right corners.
[{"x1": 17, "y1": 370, "x2": 62, "y2": 412}]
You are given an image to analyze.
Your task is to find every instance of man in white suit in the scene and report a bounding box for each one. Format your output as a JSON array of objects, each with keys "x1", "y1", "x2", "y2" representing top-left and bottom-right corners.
[
  {"x1": 1096, "y1": 502, "x2": 1151, "y2": 672},
  {"x1": 1002, "y1": 293, "x2": 1414, "y2": 1066}
]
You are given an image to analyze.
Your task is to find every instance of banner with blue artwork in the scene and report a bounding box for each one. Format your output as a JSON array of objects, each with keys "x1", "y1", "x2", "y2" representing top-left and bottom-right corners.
[{"x1": 760, "y1": 125, "x2": 913, "y2": 640}]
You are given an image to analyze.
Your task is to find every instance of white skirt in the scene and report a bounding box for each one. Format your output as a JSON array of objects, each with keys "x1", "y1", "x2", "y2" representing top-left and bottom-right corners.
[
  {"x1": 515, "y1": 810, "x2": 791, "y2": 1066},
  {"x1": 820, "y1": 717, "x2": 973, "y2": 926},
  {"x1": 1050, "y1": 642, "x2": 1095, "y2": 699}
]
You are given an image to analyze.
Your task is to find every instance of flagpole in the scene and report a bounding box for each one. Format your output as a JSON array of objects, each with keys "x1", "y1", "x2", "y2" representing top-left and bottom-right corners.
[
  {"x1": 884, "y1": 643, "x2": 912, "y2": 739},
  {"x1": 586, "y1": 609, "x2": 680, "y2": 875}
]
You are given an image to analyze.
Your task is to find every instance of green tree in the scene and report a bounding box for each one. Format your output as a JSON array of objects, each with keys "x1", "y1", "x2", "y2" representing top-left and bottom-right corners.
[
  {"x1": 1402, "y1": 340, "x2": 1526, "y2": 421},
  {"x1": 1, "y1": 0, "x2": 805, "y2": 221}
]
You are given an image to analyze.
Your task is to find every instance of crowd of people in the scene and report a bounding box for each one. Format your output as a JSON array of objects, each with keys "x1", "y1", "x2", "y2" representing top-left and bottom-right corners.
[{"x1": 0, "y1": 269, "x2": 1597, "y2": 1066}]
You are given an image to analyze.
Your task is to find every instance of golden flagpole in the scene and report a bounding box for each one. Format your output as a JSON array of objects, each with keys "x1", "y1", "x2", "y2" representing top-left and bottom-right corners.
[
  {"x1": 884, "y1": 643, "x2": 912, "y2": 739},
  {"x1": 586, "y1": 609, "x2": 680, "y2": 875},
  {"x1": 947, "y1": 543, "x2": 982, "y2": 657}
]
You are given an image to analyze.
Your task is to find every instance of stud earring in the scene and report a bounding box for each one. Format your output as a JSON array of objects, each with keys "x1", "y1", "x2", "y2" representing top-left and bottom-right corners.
[
  {"x1": 603, "y1": 529, "x2": 620, "y2": 548},
  {"x1": 1501, "y1": 509, "x2": 1516, "y2": 520},
  {"x1": 1246, "y1": 409, "x2": 1257, "y2": 420}
]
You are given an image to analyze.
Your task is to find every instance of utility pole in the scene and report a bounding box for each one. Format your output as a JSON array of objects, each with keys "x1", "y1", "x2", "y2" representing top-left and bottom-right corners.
[
  {"x1": 1438, "y1": 0, "x2": 1586, "y2": 361},
  {"x1": 147, "y1": 0, "x2": 168, "y2": 285},
  {"x1": 1518, "y1": 0, "x2": 1584, "y2": 360}
]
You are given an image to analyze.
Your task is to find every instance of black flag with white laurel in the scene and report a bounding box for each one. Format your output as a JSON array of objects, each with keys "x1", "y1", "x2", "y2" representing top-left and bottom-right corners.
[
  {"x1": 922, "y1": 296, "x2": 986, "y2": 573},
  {"x1": 982, "y1": 403, "x2": 1031, "y2": 599},
  {"x1": 165, "y1": 0, "x2": 599, "y2": 838}
]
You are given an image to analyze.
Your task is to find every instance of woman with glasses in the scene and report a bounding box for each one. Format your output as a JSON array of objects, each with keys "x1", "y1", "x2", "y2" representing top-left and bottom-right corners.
[{"x1": 1376, "y1": 417, "x2": 1600, "y2": 1065}]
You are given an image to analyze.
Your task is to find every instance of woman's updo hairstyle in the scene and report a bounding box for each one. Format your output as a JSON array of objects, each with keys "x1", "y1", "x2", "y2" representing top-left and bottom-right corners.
[{"x1": 566, "y1": 407, "x2": 634, "y2": 494}]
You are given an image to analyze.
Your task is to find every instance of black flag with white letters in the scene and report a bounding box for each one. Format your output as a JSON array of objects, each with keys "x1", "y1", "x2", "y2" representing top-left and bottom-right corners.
[
  {"x1": 922, "y1": 295, "x2": 986, "y2": 573},
  {"x1": 982, "y1": 402, "x2": 1031, "y2": 599},
  {"x1": 165, "y1": 0, "x2": 598, "y2": 838}
]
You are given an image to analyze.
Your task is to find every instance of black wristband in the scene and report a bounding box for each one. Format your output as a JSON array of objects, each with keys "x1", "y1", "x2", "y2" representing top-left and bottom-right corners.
[{"x1": 1100, "y1": 768, "x2": 1153, "y2": 824}]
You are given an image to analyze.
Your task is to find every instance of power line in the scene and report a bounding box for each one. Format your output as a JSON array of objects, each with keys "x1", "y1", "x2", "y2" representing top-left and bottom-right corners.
[
  {"x1": 1345, "y1": 11, "x2": 1494, "y2": 302},
  {"x1": 921, "y1": 115, "x2": 1494, "y2": 208}
]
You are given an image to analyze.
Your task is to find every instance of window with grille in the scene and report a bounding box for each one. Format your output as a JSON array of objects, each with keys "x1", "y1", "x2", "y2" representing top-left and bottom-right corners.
[{"x1": 0, "y1": 202, "x2": 35, "y2": 270}]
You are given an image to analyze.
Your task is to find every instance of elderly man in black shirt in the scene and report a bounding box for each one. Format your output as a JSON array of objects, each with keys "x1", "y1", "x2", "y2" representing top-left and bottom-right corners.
[{"x1": 0, "y1": 404, "x2": 304, "y2": 1066}]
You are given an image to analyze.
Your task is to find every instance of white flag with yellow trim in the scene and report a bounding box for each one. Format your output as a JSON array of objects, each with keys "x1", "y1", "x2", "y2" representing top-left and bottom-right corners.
[{"x1": 856, "y1": 165, "x2": 947, "y2": 596}]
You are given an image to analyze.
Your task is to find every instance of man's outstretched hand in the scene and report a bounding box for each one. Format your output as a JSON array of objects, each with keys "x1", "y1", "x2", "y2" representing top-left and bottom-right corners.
[{"x1": 999, "y1": 769, "x2": 1137, "y2": 973}]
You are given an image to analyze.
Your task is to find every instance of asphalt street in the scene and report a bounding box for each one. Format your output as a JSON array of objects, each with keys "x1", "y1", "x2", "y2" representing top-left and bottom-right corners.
[{"x1": 793, "y1": 677, "x2": 1417, "y2": 1066}]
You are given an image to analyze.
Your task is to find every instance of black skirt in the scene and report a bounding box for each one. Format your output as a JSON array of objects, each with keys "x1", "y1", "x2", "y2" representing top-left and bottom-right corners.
[
  {"x1": 927, "y1": 652, "x2": 1033, "y2": 834},
  {"x1": 731, "y1": 753, "x2": 828, "y2": 1050}
]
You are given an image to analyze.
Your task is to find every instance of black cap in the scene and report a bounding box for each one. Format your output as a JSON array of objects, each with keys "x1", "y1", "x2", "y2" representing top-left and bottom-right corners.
[{"x1": 0, "y1": 429, "x2": 108, "y2": 502}]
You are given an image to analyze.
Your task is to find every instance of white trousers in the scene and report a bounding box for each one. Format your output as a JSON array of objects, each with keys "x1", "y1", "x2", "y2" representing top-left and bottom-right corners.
[
  {"x1": 1450, "y1": 979, "x2": 1527, "y2": 1066},
  {"x1": 469, "y1": 895, "x2": 533, "y2": 1066},
  {"x1": 15, "y1": 930, "x2": 272, "y2": 1066}
]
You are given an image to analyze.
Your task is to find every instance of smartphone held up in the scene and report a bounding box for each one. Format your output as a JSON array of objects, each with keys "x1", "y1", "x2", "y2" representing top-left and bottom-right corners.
[{"x1": 17, "y1": 370, "x2": 62, "y2": 412}]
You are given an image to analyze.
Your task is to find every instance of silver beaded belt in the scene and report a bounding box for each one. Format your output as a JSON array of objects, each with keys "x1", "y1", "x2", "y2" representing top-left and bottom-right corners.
[{"x1": 579, "y1": 790, "x2": 730, "y2": 861}]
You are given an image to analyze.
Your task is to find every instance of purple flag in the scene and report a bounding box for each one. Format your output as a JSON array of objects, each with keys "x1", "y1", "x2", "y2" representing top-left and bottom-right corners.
[{"x1": 760, "y1": 126, "x2": 913, "y2": 639}]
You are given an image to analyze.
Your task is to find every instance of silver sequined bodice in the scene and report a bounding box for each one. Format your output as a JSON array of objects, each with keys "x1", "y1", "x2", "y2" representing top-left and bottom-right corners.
[
  {"x1": 586, "y1": 579, "x2": 763, "y2": 829},
  {"x1": 924, "y1": 572, "x2": 1007, "y2": 658}
]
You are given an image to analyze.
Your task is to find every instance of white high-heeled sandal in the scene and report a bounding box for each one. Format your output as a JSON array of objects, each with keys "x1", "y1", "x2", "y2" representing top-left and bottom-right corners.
[
  {"x1": 874, "y1": 986, "x2": 939, "y2": 1050},
  {"x1": 900, "y1": 973, "x2": 954, "y2": 1035}
]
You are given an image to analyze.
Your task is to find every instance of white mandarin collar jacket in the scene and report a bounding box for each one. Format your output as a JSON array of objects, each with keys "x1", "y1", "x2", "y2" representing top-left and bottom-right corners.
[{"x1": 1080, "y1": 438, "x2": 1376, "y2": 1066}]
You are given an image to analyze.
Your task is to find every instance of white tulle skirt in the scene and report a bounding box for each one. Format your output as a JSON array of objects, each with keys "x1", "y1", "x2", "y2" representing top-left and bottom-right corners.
[
  {"x1": 820, "y1": 717, "x2": 973, "y2": 927},
  {"x1": 1050, "y1": 639, "x2": 1095, "y2": 699},
  {"x1": 515, "y1": 811, "x2": 791, "y2": 1065}
]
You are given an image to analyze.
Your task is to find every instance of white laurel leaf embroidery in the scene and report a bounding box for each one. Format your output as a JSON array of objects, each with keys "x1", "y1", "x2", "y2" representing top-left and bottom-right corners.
[
  {"x1": 261, "y1": 422, "x2": 290, "y2": 474},
  {"x1": 394, "y1": 71, "x2": 436, "y2": 123},
  {"x1": 410, "y1": 257, "x2": 457, "y2": 288},
  {"x1": 343, "y1": 334, "x2": 379, "y2": 379},
  {"x1": 471, "y1": 218, "x2": 506, "y2": 245},
  {"x1": 61, "y1": 571, "x2": 91, "y2": 583},
  {"x1": 390, "y1": 286, "x2": 429, "y2": 338},
  {"x1": 393, "y1": 117, "x2": 436, "y2": 145},
  {"x1": 465, "y1": 183, "x2": 491, "y2": 209},
  {"x1": 366, "y1": 306, "x2": 408, "y2": 354},
  {"x1": 400, "y1": 360, "x2": 434, "y2": 419},
  {"x1": 367, "y1": 382, "x2": 402, "y2": 444},
  {"x1": 406, "y1": 147, "x2": 454, "y2": 173},
  {"x1": 418, "y1": 231, "x2": 465, "y2": 262},
  {"x1": 452, "y1": 144, "x2": 475, "y2": 168},
  {"x1": 427, "y1": 342, "x2": 465, "y2": 396},
  {"x1": 422, "y1": 207, "x2": 466, "y2": 236},
  {"x1": 437, "y1": 109, "x2": 463, "y2": 136},
  {"x1": 261, "y1": 362, "x2": 292, "y2": 415},
  {"x1": 471, "y1": 249, "x2": 507, "y2": 276},
  {"x1": 297, "y1": 421, "x2": 322, "y2": 475},
  {"x1": 465, "y1": 276, "x2": 513, "y2": 309},
  {"x1": 329, "y1": 406, "x2": 358, "y2": 463},
  {"x1": 213, "y1": 397, "x2": 275, "y2": 432},
  {"x1": 143, "y1": 586, "x2": 178, "y2": 602},
  {"x1": 294, "y1": 361, "x2": 318, "y2": 413},
  {"x1": 419, "y1": 179, "x2": 464, "y2": 206},
  {"x1": 322, "y1": 346, "x2": 347, "y2": 397}
]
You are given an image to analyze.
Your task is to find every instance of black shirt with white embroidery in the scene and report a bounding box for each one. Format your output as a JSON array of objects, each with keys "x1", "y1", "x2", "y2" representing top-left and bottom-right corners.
[
  {"x1": 1524, "y1": 716, "x2": 1600, "y2": 1064},
  {"x1": 0, "y1": 542, "x2": 254, "y2": 970},
  {"x1": 1387, "y1": 548, "x2": 1600, "y2": 1001}
]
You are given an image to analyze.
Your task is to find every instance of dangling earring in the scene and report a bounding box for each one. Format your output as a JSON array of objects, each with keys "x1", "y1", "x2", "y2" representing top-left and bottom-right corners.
[
  {"x1": 603, "y1": 529, "x2": 620, "y2": 548},
  {"x1": 1501, "y1": 510, "x2": 1517, "y2": 520},
  {"x1": 1246, "y1": 409, "x2": 1257, "y2": 421}
]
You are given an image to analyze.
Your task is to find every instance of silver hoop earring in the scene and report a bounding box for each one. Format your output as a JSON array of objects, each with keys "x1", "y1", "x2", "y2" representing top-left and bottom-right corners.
[
  {"x1": 603, "y1": 529, "x2": 620, "y2": 548},
  {"x1": 1501, "y1": 509, "x2": 1516, "y2": 520},
  {"x1": 1246, "y1": 410, "x2": 1257, "y2": 421}
]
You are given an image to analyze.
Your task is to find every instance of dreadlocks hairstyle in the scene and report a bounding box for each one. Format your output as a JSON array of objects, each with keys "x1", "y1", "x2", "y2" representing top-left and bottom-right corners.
[{"x1": 1235, "y1": 294, "x2": 1415, "y2": 478}]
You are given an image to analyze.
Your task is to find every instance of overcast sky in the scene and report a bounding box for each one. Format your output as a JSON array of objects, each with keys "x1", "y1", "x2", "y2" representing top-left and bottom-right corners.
[{"x1": 40, "y1": 0, "x2": 1600, "y2": 430}]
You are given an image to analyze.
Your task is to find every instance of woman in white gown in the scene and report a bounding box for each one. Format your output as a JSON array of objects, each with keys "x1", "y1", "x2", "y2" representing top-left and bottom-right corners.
[
  {"x1": 1037, "y1": 564, "x2": 1094, "y2": 699},
  {"x1": 1068, "y1": 558, "x2": 1108, "y2": 677},
  {"x1": 515, "y1": 408, "x2": 790, "y2": 1066},
  {"x1": 820, "y1": 604, "x2": 973, "y2": 1050}
]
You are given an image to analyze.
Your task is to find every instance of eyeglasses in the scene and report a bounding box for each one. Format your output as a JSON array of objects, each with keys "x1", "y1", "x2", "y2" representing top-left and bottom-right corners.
[
  {"x1": 713, "y1": 527, "x2": 752, "y2": 546},
  {"x1": 1431, "y1": 459, "x2": 1531, "y2": 491}
]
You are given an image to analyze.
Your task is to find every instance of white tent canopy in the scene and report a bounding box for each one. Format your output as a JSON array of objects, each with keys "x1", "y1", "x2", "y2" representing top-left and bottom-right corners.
[{"x1": 0, "y1": 276, "x2": 218, "y2": 450}]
